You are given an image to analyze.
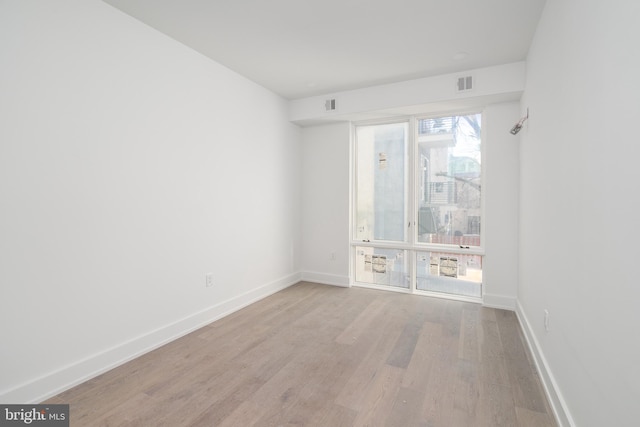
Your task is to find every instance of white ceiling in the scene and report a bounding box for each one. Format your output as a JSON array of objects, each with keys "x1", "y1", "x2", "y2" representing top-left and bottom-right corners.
[{"x1": 103, "y1": 0, "x2": 547, "y2": 100}]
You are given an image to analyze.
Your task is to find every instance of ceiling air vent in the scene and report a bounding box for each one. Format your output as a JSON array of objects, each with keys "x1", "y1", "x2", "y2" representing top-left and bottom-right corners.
[
  {"x1": 456, "y1": 75, "x2": 474, "y2": 92},
  {"x1": 325, "y1": 98, "x2": 336, "y2": 112}
]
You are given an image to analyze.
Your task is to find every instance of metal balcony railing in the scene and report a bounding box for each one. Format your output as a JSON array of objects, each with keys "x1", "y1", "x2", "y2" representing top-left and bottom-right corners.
[{"x1": 418, "y1": 116, "x2": 455, "y2": 135}]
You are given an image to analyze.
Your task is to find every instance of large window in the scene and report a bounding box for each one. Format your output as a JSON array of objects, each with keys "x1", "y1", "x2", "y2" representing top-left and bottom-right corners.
[
  {"x1": 352, "y1": 113, "x2": 483, "y2": 300},
  {"x1": 355, "y1": 122, "x2": 408, "y2": 242},
  {"x1": 417, "y1": 115, "x2": 482, "y2": 247}
]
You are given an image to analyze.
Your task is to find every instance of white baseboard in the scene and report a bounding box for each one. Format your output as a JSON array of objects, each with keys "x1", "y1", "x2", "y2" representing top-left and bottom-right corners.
[
  {"x1": 1, "y1": 272, "x2": 302, "y2": 404},
  {"x1": 482, "y1": 293, "x2": 517, "y2": 310},
  {"x1": 515, "y1": 301, "x2": 575, "y2": 427},
  {"x1": 300, "y1": 271, "x2": 350, "y2": 287}
]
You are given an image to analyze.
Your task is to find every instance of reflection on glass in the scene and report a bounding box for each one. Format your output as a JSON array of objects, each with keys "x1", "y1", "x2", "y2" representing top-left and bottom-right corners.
[
  {"x1": 355, "y1": 246, "x2": 408, "y2": 289},
  {"x1": 416, "y1": 251, "x2": 482, "y2": 297}
]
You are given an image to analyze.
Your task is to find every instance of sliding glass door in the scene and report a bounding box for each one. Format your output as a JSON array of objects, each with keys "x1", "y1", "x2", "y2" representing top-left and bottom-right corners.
[{"x1": 352, "y1": 113, "x2": 483, "y2": 300}]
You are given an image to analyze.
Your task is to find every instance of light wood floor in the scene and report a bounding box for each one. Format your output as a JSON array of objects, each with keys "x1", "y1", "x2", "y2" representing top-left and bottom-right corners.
[{"x1": 46, "y1": 282, "x2": 556, "y2": 426}]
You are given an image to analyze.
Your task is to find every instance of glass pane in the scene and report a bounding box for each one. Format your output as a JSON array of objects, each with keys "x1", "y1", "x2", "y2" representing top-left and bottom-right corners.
[
  {"x1": 416, "y1": 251, "x2": 482, "y2": 298},
  {"x1": 355, "y1": 122, "x2": 408, "y2": 242},
  {"x1": 417, "y1": 114, "x2": 481, "y2": 247},
  {"x1": 355, "y1": 246, "x2": 408, "y2": 289}
]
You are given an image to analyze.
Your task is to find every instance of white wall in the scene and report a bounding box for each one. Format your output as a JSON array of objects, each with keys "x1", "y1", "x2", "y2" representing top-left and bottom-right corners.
[
  {"x1": 518, "y1": 0, "x2": 640, "y2": 425},
  {"x1": 482, "y1": 103, "x2": 521, "y2": 309},
  {"x1": 290, "y1": 62, "x2": 525, "y2": 125},
  {"x1": 300, "y1": 123, "x2": 351, "y2": 286},
  {"x1": 0, "y1": 0, "x2": 301, "y2": 403}
]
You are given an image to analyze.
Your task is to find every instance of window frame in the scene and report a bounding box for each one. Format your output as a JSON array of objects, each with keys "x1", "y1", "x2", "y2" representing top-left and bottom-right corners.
[{"x1": 350, "y1": 111, "x2": 485, "y2": 302}]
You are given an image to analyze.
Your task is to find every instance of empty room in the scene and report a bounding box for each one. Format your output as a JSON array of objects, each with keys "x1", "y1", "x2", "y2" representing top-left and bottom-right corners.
[{"x1": 1, "y1": 0, "x2": 638, "y2": 426}]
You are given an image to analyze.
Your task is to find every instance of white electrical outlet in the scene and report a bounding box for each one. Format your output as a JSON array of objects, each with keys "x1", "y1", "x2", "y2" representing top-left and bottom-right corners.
[
  {"x1": 544, "y1": 309, "x2": 550, "y2": 332},
  {"x1": 205, "y1": 273, "x2": 213, "y2": 288},
  {"x1": 329, "y1": 252, "x2": 336, "y2": 261}
]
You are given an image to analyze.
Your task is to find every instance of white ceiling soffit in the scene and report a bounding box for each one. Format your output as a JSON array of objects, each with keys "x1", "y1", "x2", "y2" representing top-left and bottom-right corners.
[{"x1": 102, "y1": 0, "x2": 547, "y2": 100}]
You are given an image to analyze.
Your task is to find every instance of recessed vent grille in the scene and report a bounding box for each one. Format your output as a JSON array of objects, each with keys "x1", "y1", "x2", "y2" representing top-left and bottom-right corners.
[
  {"x1": 456, "y1": 76, "x2": 474, "y2": 92},
  {"x1": 325, "y1": 98, "x2": 336, "y2": 112}
]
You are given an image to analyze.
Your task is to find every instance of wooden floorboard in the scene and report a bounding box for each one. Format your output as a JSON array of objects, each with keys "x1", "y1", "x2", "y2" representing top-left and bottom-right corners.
[{"x1": 45, "y1": 282, "x2": 557, "y2": 426}]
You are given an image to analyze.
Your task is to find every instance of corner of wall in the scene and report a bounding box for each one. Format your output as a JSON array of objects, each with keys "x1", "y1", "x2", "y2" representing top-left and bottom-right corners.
[
  {"x1": 482, "y1": 293, "x2": 516, "y2": 311},
  {"x1": 515, "y1": 301, "x2": 575, "y2": 427},
  {"x1": 301, "y1": 271, "x2": 350, "y2": 288}
]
